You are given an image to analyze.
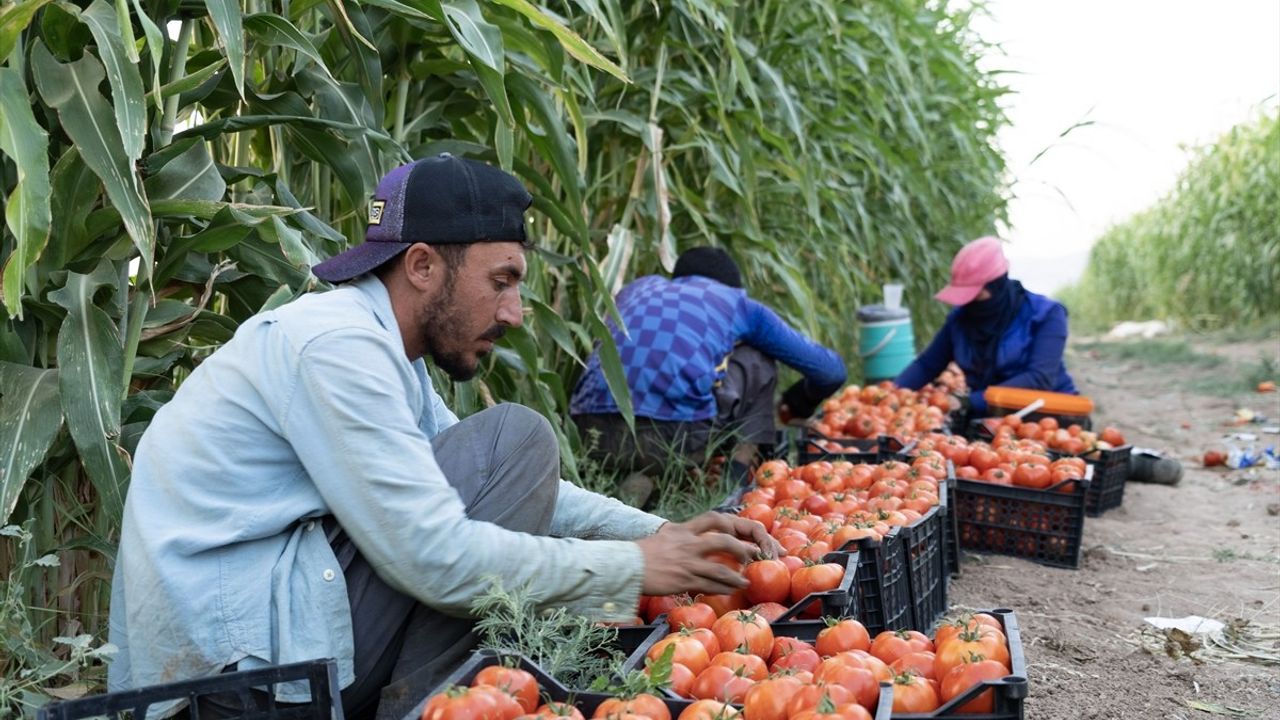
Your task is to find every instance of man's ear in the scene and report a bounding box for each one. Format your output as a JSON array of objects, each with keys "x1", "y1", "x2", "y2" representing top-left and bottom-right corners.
[{"x1": 401, "y1": 243, "x2": 438, "y2": 293}]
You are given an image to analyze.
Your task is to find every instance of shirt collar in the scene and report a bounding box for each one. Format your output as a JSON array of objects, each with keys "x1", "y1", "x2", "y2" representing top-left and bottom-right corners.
[{"x1": 351, "y1": 275, "x2": 406, "y2": 351}]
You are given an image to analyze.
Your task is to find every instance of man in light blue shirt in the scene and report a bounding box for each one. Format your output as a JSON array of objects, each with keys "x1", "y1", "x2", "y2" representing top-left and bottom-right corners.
[{"x1": 108, "y1": 154, "x2": 777, "y2": 720}]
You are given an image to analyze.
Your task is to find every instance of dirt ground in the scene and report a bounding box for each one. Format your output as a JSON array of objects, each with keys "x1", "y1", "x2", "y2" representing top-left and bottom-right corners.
[{"x1": 948, "y1": 332, "x2": 1280, "y2": 719}]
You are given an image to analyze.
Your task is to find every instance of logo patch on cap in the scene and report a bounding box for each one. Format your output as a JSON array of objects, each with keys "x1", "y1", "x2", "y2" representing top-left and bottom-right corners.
[{"x1": 368, "y1": 200, "x2": 386, "y2": 226}]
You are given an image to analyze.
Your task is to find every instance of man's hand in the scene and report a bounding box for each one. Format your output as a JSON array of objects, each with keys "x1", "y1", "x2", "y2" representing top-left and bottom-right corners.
[{"x1": 635, "y1": 512, "x2": 784, "y2": 597}]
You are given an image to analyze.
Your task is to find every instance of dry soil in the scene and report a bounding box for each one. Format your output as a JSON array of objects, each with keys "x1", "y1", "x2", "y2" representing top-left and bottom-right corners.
[{"x1": 949, "y1": 333, "x2": 1280, "y2": 719}]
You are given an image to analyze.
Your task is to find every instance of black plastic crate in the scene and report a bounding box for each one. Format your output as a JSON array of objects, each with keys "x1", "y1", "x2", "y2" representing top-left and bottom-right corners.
[
  {"x1": 1059, "y1": 444, "x2": 1131, "y2": 516},
  {"x1": 796, "y1": 432, "x2": 914, "y2": 465},
  {"x1": 37, "y1": 660, "x2": 342, "y2": 720},
  {"x1": 901, "y1": 501, "x2": 948, "y2": 632},
  {"x1": 837, "y1": 527, "x2": 913, "y2": 635},
  {"x1": 877, "y1": 608, "x2": 1028, "y2": 719},
  {"x1": 615, "y1": 550, "x2": 860, "y2": 651},
  {"x1": 404, "y1": 650, "x2": 699, "y2": 720},
  {"x1": 953, "y1": 469, "x2": 1092, "y2": 569},
  {"x1": 944, "y1": 476, "x2": 961, "y2": 579}
]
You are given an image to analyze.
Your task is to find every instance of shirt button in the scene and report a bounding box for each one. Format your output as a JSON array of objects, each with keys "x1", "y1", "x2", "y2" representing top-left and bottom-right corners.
[
  {"x1": 305, "y1": 521, "x2": 316, "y2": 532},
  {"x1": 602, "y1": 601, "x2": 618, "y2": 614},
  {"x1": 322, "y1": 569, "x2": 336, "y2": 582}
]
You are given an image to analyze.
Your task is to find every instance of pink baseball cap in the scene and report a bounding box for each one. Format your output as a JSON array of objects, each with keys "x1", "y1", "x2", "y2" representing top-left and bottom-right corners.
[{"x1": 935, "y1": 236, "x2": 1009, "y2": 305}]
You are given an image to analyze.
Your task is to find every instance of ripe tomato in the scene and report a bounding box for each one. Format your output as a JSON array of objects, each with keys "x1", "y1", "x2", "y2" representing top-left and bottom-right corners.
[
  {"x1": 474, "y1": 666, "x2": 539, "y2": 712},
  {"x1": 711, "y1": 610, "x2": 773, "y2": 658},
  {"x1": 709, "y1": 650, "x2": 767, "y2": 681},
  {"x1": 664, "y1": 662, "x2": 695, "y2": 698},
  {"x1": 890, "y1": 672, "x2": 939, "y2": 713},
  {"x1": 934, "y1": 627, "x2": 1009, "y2": 679},
  {"x1": 870, "y1": 630, "x2": 932, "y2": 665},
  {"x1": 676, "y1": 699, "x2": 740, "y2": 719},
  {"x1": 790, "y1": 703, "x2": 873, "y2": 720},
  {"x1": 742, "y1": 676, "x2": 804, "y2": 720},
  {"x1": 644, "y1": 595, "x2": 684, "y2": 624},
  {"x1": 469, "y1": 685, "x2": 525, "y2": 719},
  {"x1": 933, "y1": 615, "x2": 1004, "y2": 649},
  {"x1": 889, "y1": 651, "x2": 937, "y2": 680},
  {"x1": 968, "y1": 447, "x2": 1000, "y2": 473},
  {"x1": 1011, "y1": 463, "x2": 1051, "y2": 489},
  {"x1": 593, "y1": 693, "x2": 670, "y2": 720},
  {"x1": 750, "y1": 602, "x2": 790, "y2": 623},
  {"x1": 785, "y1": 684, "x2": 856, "y2": 717},
  {"x1": 422, "y1": 686, "x2": 508, "y2": 720},
  {"x1": 981, "y1": 467, "x2": 1012, "y2": 485},
  {"x1": 940, "y1": 659, "x2": 1011, "y2": 713},
  {"x1": 668, "y1": 602, "x2": 718, "y2": 631},
  {"x1": 769, "y1": 644, "x2": 821, "y2": 674},
  {"x1": 770, "y1": 636, "x2": 815, "y2": 663},
  {"x1": 531, "y1": 701, "x2": 585, "y2": 720},
  {"x1": 696, "y1": 591, "x2": 748, "y2": 618},
  {"x1": 789, "y1": 562, "x2": 844, "y2": 604},
  {"x1": 815, "y1": 619, "x2": 871, "y2": 656},
  {"x1": 813, "y1": 655, "x2": 879, "y2": 710},
  {"x1": 755, "y1": 460, "x2": 791, "y2": 487},
  {"x1": 646, "y1": 633, "x2": 711, "y2": 676},
  {"x1": 739, "y1": 504, "x2": 776, "y2": 532},
  {"x1": 689, "y1": 665, "x2": 753, "y2": 703},
  {"x1": 1100, "y1": 426, "x2": 1125, "y2": 446}
]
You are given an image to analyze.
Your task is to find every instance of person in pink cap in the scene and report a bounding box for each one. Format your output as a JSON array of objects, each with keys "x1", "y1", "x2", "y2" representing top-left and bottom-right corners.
[{"x1": 894, "y1": 236, "x2": 1077, "y2": 415}]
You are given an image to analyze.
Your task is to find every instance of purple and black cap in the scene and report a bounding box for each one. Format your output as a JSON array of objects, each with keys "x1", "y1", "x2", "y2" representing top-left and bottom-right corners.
[{"x1": 312, "y1": 153, "x2": 534, "y2": 283}]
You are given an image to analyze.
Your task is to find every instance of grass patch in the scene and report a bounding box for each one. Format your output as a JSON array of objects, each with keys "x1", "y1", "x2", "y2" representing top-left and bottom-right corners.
[
  {"x1": 1074, "y1": 339, "x2": 1225, "y2": 368},
  {"x1": 1187, "y1": 356, "x2": 1279, "y2": 396}
]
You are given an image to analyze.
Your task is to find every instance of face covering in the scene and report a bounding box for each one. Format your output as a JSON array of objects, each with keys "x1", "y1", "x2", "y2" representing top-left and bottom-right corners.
[{"x1": 959, "y1": 274, "x2": 1026, "y2": 385}]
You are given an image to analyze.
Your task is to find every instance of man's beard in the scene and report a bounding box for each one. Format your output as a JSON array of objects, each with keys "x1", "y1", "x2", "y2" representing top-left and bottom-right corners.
[{"x1": 421, "y1": 282, "x2": 505, "y2": 382}]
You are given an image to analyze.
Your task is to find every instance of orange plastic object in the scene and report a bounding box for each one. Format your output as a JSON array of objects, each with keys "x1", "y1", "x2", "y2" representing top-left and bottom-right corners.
[{"x1": 983, "y1": 386, "x2": 1094, "y2": 416}]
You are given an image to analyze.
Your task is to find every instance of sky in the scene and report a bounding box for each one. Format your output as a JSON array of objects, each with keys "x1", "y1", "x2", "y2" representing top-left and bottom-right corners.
[{"x1": 970, "y1": 1, "x2": 1280, "y2": 296}]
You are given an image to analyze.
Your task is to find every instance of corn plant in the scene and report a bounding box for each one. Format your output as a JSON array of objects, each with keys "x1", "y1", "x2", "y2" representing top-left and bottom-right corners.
[
  {"x1": 1059, "y1": 110, "x2": 1280, "y2": 332},
  {"x1": 0, "y1": 0, "x2": 1008, "y2": 700}
]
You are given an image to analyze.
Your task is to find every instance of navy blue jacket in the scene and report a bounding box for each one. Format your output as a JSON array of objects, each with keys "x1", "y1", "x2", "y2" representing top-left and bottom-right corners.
[{"x1": 895, "y1": 291, "x2": 1077, "y2": 414}]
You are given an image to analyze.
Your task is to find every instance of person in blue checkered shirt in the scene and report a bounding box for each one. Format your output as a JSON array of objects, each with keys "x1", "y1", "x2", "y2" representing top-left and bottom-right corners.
[{"x1": 570, "y1": 247, "x2": 847, "y2": 496}]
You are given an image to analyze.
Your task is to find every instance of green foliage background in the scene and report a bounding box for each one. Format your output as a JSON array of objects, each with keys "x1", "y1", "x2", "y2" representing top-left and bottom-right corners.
[
  {"x1": 0, "y1": 0, "x2": 1007, "y2": 705},
  {"x1": 1059, "y1": 111, "x2": 1279, "y2": 332}
]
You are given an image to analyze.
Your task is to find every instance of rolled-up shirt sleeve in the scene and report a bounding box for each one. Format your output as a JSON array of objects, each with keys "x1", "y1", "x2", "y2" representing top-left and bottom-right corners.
[
  {"x1": 551, "y1": 481, "x2": 667, "y2": 540},
  {"x1": 281, "y1": 329, "x2": 644, "y2": 620}
]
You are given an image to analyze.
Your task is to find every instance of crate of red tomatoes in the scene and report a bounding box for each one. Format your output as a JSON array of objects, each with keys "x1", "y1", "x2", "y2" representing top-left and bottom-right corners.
[
  {"x1": 624, "y1": 608, "x2": 1026, "y2": 719},
  {"x1": 920, "y1": 428, "x2": 1092, "y2": 568},
  {"x1": 731, "y1": 455, "x2": 952, "y2": 634}
]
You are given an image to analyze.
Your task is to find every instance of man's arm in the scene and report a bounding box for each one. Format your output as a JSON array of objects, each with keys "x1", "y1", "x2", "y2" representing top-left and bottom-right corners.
[
  {"x1": 283, "y1": 329, "x2": 647, "y2": 619},
  {"x1": 737, "y1": 298, "x2": 847, "y2": 394},
  {"x1": 550, "y1": 481, "x2": 666, "y2": 541}
]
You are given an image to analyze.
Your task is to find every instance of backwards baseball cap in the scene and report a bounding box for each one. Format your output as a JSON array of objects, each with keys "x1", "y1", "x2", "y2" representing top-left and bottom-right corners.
[
  {"x1": 312, "y1": 153, "x2": 533, "y2": 283},
  {"x1": 934, "y1": 236, "x2": 1010, "y2": 305}
]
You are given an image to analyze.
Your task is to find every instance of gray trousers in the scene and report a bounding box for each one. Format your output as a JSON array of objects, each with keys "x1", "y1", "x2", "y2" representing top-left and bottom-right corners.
[
  {"x1": 187, "y1": 403, "x2": 560, "y2": 720},
  {"x1": 573, "y1": 345, "x2": 778, "y2": 474}
]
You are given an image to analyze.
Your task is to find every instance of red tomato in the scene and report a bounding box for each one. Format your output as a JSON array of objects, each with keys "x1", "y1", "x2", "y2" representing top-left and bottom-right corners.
[
  {"x1": 709, "y1": 650, "x2": 768, "y2": 681},
  {"x1": 710, "y1": 610, "x2": 773, "y2": 658},
  {"x1": 422, "y1": 686, "x2": 507, "y2": 720},
  {"x1": 815, "y1": 619, "x2": 871, "y2": 656},
  {"x1": 889, "y1": 651, "x2": 937, "y2": 680},
  {"x1": 689, "y1": 665, "x2": 752, "y2": 703},
  {"x1": 474, "y1": 666, "x2": 539, "y2": 712},
  {"x1": 813, "y1": 655, "x2": 879, "y2": 710},
  {"x1": 741, "y1": 676, "x2": 804, "y2": 720},
  {"x1": 769, "y1": 644, "x2": 821, "y2": 675},
  {"x1": 870, "y1": 630, "x2": 932, "y2": 665},
  {"x1": 531, "y1": 701, "x2": 585, "y2": 720},
  {"x1": 676, "y1": 699, "x2": 740, "y2": 719},
  {"x1": 751, "y1": 602, "x2": 790, "y2": 623},
  {"x1": 744, "y1": 560, "x2": 791, "y2": 605},
  {"x1": 592, "y1": 694, "x2": 670, "y2": 720},
  {"x1": 646, "y1": 634, "x2": 711, "y2": 676},
  {"x1": 940, "y1": 658, "x2": 1010, "y2": 713},
  {"x1": 789, "y1": 563, "x2": 844, "y2": 604},
  {"x1": 645, "y1": 595, "x2": 685, "y2": 624},
  {"x1": 667, "y1": 602, "x2": 718, "y2": 631},
  {"x1": 785, "y1": 684, "x2": 856, "y2": 718},
  {"x1": 755, "y1": 460, "x2": 791, "y2": 487},
  {"x1": 890, "y1": 672, "x2": 940, "y2": 713}
]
